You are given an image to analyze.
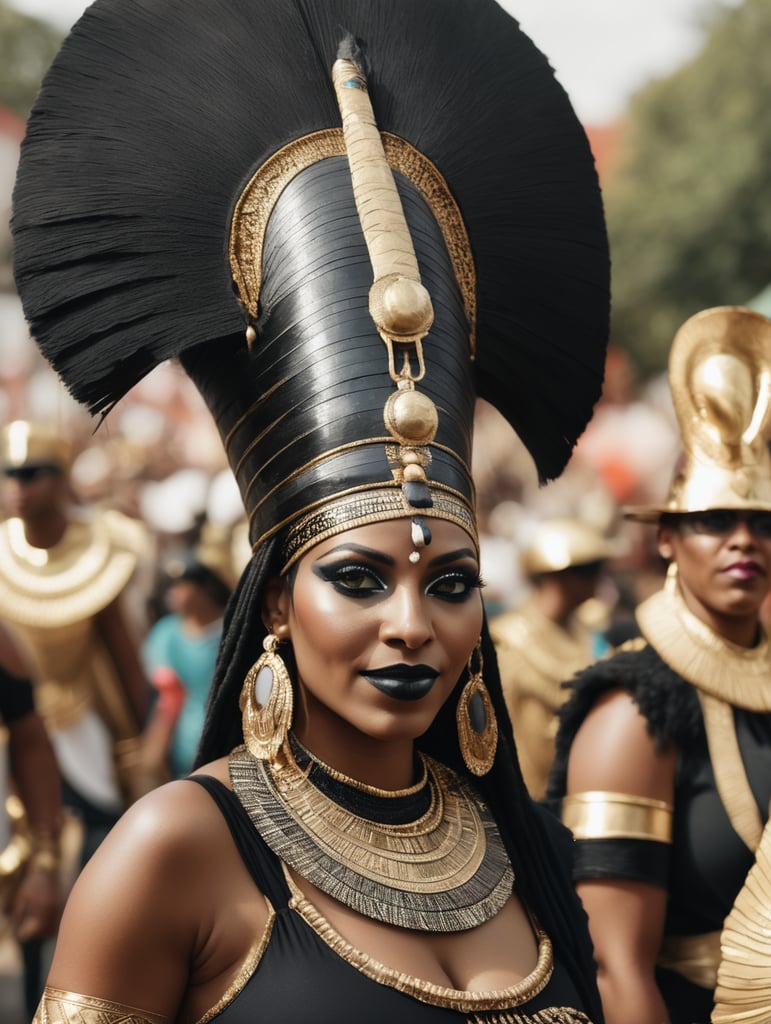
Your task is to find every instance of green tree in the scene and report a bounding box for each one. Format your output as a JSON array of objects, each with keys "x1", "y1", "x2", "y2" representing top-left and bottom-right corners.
[
  {"x1": 605, "y1": 0, "x2": 771, "y2": 375},
  {"x1": 0, "y1": 1, "x2": 64, "y2": 118}
]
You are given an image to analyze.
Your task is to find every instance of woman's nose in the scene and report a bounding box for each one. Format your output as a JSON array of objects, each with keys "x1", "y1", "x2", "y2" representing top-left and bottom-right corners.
[
  {"x1": 728, "y1": 519, "x2": 758, "y2": 548},
  {"x1": 379, "y1": 585, "x2": 434, "y2": 649}
]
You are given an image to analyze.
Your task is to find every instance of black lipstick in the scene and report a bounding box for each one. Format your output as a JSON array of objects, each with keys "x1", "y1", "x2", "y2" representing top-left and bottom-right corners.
[{"x1": 362, "y1": 664, "x2": 439, "y2": 701}]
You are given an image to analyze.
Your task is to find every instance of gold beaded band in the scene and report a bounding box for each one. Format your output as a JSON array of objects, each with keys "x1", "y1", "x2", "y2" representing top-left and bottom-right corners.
[
  {"x1": 280, "y1": 484, "x2": 477, "y2": 571},
  {"x1": 562, "y1": 791, "x2": 673, "y2": 843}
]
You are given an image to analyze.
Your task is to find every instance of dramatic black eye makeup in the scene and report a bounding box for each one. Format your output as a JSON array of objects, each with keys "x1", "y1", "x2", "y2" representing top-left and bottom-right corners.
[
  {"x1": 312, "y1": 557, "x2": 484, "y2": 602},
  {"x1": 427, "y1": 569, "x2": 485, "y2": 603},
  {"x1": 312, "y1": 561, "x2": 386, "y2": 597}
]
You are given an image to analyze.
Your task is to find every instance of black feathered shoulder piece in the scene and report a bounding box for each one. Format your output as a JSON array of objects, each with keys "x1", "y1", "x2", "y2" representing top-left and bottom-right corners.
[
  {"x1": 547, "y1": 643, "x2": 705, "y2": 800},
  {"x1": 13, "y1": 0, "x2": 610, "y2": 558}
]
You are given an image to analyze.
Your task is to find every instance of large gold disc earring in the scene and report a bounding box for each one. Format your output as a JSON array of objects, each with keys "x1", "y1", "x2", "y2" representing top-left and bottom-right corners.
[
  {"x1": 240, "y1": 633, "x2": 294, "y2": 762},
  {"x1": 456, "y1": 640, "x2": 498, "y2": 776}
]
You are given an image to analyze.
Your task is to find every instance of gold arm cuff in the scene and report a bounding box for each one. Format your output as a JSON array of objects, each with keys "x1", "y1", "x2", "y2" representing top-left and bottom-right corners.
[
  {"x1": 562, "y1": 791, "x2": 673, "y2": 842},
  {"x1": 28, "y1": 849, "x2": 60, "y2": 873},
  {"x1": 33, "y1": 987, "x2": 167, "y2": 1024},
  {"x1": 658, "y1": 931, "x2": 720, "y2": 990}
]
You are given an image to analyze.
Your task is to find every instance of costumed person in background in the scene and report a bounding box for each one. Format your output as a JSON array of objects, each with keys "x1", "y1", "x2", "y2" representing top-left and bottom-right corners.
[
  {"x1": 0, "y1": 626, "x2": 62, "y2": 1019},
  {"x1": 142, "y1": 524, "x2": 235, "y2": 780},
  {"x1": 548, "y1": 307, "x2": 771, "y2": 1024},
  {"x1": 490, "y1": 519, "x2": 614, "y2": 800},
  {"x1": 12, "y1": 1, "x2": 610, "y2": 1020},
  {"x1": 0, "y1": 421, "x2": 151, "y2": 868}
]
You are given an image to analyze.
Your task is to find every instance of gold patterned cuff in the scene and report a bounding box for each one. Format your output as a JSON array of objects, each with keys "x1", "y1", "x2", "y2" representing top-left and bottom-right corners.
[
  {"x1": 33, "y1": 987, "x2": 167, "y2": 1024},
  {"x1": 562, "y1": 791, "x2": 673, "y2": 843}
]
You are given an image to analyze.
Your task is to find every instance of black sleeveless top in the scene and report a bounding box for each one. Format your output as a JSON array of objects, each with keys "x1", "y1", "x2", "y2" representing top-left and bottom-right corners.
[{"x1": 190, "y1": 775, "x2": 595, "y2": 1024}]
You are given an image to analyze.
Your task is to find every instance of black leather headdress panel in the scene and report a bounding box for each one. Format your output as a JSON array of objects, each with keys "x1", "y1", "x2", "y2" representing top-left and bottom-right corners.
[{"x1": 183, "y1": 160, "x2": 474, "y2": 547}]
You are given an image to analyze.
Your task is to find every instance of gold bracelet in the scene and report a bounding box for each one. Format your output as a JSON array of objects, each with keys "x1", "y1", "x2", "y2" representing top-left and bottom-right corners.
[{"x1": 29, "y1": 849, "x2": 60, "y2": 873}]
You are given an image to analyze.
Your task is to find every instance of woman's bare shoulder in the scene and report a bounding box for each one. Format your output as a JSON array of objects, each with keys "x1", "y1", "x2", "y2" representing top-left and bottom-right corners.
[
  {"x1": 45, "y1": 756, "x2": 263, "y2": 1017},
  {"x1": 64, "y1": 770, "x2": 234, "y2": 920},
  {"x1": 119, "y1": 760, "x2": 230, "y2": 843},
  {"x1": 566, "y1": 688, "x2": 676, "y2": 801}
]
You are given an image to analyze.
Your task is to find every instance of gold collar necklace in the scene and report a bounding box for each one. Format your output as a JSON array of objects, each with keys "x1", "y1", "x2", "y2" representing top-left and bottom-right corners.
[
  {"x1": 229, "y1": 738, "x2": 514, "y2": 932},
  {"x1": 636, "y1": 584, "x2": 771, "y2": 712}
]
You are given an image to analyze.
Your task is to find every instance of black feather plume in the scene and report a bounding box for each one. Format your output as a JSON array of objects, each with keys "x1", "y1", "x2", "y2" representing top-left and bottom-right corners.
[{"x1": 13, "y1": 0, "x2": 609, "y2": 481}]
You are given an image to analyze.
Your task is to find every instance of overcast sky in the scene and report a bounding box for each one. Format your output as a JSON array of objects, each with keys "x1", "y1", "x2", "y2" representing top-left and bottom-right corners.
[{"x1": 9, "y1": 0, "x2": 742, "y2": 124}]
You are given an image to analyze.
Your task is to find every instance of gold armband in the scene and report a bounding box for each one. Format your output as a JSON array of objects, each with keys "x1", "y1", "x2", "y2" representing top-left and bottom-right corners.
[
  {"x1": 29, "y1": 835, "x2": 61, "y2": 873},
  {"x1": 658, "y1": 930, "x2": 720, "y2": 989},
  {"x1": 562, "y1": 791, "x2": 673, "y2": 842},
  {"x1": 34, "y1": 988, "x2": 167, "y2": 1024}
]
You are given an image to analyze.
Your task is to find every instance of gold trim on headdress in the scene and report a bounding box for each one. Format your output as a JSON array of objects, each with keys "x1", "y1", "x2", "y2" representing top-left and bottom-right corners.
[
  {"x1": 230, "y1": 130, "x2": 475, "y2": 349},
  {"x1": 279, "y1": 484, "x2": 477, "y2": 571},
  {"x1": 626, "y1": 307, "x2": 771, "y2": 522},
  {"x1": 332, "y1": 56, "x2": 434, "y2": 346}
]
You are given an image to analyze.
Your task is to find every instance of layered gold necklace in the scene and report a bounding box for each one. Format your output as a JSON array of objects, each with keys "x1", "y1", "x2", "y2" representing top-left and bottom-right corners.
[{"x1": 229, "y1": 737, "x2": 514, "y2": 932}]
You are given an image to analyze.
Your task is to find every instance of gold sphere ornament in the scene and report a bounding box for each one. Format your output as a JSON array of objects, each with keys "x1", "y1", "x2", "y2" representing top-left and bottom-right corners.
[
  {"x1": 384, "y1": 388, "x2": 438, "y2": 447},
  {"x1": 380, "y1": 277, "x2": 433, "y2": 338}
]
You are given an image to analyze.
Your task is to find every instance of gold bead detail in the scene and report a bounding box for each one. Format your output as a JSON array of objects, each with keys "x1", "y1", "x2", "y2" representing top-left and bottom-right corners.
[
  {"x1": 403, "y1": 463, "x2": 425, "y2": 482},
  {"x1": 384, "y1": 389, "x2": 438, "y2": 446}
]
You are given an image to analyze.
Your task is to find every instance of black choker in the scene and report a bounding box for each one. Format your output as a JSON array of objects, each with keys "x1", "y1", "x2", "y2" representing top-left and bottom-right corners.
[{"x1": 289, "y1": 736, "x2": 431, "y2": 825}]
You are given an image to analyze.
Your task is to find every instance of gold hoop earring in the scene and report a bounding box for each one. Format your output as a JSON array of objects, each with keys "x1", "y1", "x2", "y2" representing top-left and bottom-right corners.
[
  {"x1": 240, "y1": 633, "x2": 293, "y2": 762},
  {"x1": 665, "y1": 561, "x2": 678, "y2": 593},
  {"x1": 456, "y1": 639, "x2": 498, "y2": 777}
]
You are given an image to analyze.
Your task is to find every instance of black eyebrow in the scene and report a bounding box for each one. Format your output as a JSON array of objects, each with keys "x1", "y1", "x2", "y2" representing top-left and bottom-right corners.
[
  {"x1": 428, "y1": 548, "x2": 478, "y2": 567},
  {"x1": 313, "y1": 544, "x2": 478, "y2": 568},
  {"x1": 314, "y1": 543, "x2": 396, "y2": 567}
]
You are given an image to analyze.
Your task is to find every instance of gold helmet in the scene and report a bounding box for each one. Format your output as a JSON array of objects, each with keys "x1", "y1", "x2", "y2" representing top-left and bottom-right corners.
[
  {"x1": 625, "y1": 306, "x2": 771, "y2": 522},
  {"x1": 0, "y1": 420, "x2": 72, "y2": 474},
  {"x1": 521, "y1": 518, "x2": 616, "y2": 576}
]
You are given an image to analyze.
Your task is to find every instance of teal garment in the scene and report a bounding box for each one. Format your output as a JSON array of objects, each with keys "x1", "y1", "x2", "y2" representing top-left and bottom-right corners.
[{"x1": 142, "y1": 615, "x2": 223, "y2": 777}]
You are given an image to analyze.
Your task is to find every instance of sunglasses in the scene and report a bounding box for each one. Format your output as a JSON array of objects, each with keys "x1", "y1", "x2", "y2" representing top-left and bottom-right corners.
[
  {"x1": 2, "y1": 465, "x2": 61, "y2": 483},
  {"x1": 560, "y1": 560, "x2": 605, "y2": 578},
  {"x1": 673, "y1": 510, "x2": 771, "y2": 539}
]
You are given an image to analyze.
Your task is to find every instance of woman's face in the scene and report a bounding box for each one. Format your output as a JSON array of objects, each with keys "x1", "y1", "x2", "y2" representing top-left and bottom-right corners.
[
  {"x1": 658, "y1": 510, "x2": 771, "y2": 643},
  {"x1": 265, "y1": 518, "x2": 484, "y2": 751}
]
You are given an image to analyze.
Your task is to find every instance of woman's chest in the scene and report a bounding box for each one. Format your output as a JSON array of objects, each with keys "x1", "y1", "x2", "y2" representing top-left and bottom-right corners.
[{"x1": 208, "y1": 901, "x2": 592, "y2": 1024}]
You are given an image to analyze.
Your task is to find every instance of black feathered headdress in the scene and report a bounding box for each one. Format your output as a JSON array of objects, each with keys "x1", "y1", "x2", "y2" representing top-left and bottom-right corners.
[{"x1": 13, "y1": 0, "x2": 609, "y2": 561}]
